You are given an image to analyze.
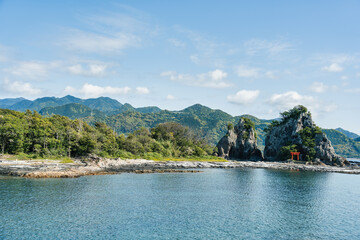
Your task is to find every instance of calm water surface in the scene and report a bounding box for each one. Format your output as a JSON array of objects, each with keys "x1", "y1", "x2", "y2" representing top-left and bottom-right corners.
[{"x1": 1, "y1": 168, "x2": 360, "y2": 239}]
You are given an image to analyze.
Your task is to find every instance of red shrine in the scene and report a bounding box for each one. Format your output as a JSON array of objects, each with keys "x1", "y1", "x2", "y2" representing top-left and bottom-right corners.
[{"x1": 290, "y1": 152, "x2": 300, "y2": 160}]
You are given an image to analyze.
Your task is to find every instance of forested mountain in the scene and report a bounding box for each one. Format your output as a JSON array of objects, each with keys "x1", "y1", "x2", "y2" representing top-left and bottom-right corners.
[
  {"x1": 2, "y1": 95, "x2": 162, "y2": 115},
  {"x1": 0, "y1": 97, "x2": 26, "y2": 108},
  {"x1": 136, "y1": 106, "x2": 162, "y2": 114},
  {"x1": 10, "y1": 96, "x2": 82, "y2": 112},
  {"x1": 335, "y1": 128, "x2": 360, "y2": 139},
  {"x1": 322, "y1": 129, "x2": 360, "y2": 158},
  {"x1": 39, "y1": 103, "x2": 107, "y2": 120},
  {"x1": 5, "y1": 95, "x2": 123, "y2": 112},
  {"x1": 1, "y1": 95, "x2": 359, "y2": 158}
]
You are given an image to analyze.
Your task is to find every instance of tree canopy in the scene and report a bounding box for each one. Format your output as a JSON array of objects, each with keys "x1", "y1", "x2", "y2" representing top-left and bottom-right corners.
[{"x1": 0, "y1": 109, "x2": 214, "y2": 160}]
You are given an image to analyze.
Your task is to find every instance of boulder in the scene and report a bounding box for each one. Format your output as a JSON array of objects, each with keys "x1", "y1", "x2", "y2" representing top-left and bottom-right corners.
[{"x1": 216, "y1": 118, "x2": 263, "y2": 161}]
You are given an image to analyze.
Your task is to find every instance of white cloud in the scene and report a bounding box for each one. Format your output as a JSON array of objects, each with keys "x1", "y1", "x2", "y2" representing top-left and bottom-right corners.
[
  {"x1": 65, "y1": 83, "x2": 131, "y2": 97},
  {"x1": 236, "y1": 65, "x2": 260, "y2": 78},
  {"x1": 314, "y1": 53, "x2": 353, "y2": 65},
  {"x1": 161, "y1": 69, "x2": 231, "y2": 88},
  {"x1": 268, "y1": 91, "x2": 315, "y2": 110},
  {"x1": 310, "y1": 82, "x2": 328, "y2": 93},
  {"x1": 268, "y1": 91, "x2": 336, "y2": 116},
  {"x1": 208, "y1": 69, "x2": 227, "y2": 80},
  {"x1": 4, "y1": 61, "x2": 56, "y2": 79},
  {"x1": 340, "y1": 75, "x2": 348, "y2": 80},
  {"x1": 136, "y1": 87, "x2": 150, "y2": 94},
  {"x1": 244, "y1": 39, "x2": 293, "y2": 55},
  {"x1": 67, "y1": 64, "x2": 107, "y2": 77},
  {"x1": 168, "y1": 38, "x2": 185, "y2": 47},
  {"x1": 190, "y1": 54, "x2": 200, "y2": 64},
  {"x1": 2, "y1": 78, "x2": 41, "y2": 95},
  {"x1": 60, "y1": 10, "x2": 159, "y2": 55},
  {"x1": 62, "y1": 30, "x2": 140, "y2": 54},
  {"x1": 166, "y1": 94, "x2": 176, "y2": 100},
  {"x1": 322, "y1": 63, "x2": 343, "y2": 72},
  {"x1": 227, "y1": 90, "x2": 260, "y2": 105}
]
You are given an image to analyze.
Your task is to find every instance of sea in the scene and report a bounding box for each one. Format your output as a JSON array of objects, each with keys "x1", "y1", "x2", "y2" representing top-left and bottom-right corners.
[{"x1": 1, "y1": 167, "x2": 360, "y2": 239}]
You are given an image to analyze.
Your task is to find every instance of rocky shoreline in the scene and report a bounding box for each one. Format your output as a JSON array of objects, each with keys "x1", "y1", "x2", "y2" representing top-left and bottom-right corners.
[{"x1": 1, "y1": 158, "x2": 360, "y2": 178}]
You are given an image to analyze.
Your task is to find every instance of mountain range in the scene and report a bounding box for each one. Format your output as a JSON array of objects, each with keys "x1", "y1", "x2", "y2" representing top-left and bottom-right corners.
[{"x1": 1, "y1": 95, "x2": 359, "y2": 158}]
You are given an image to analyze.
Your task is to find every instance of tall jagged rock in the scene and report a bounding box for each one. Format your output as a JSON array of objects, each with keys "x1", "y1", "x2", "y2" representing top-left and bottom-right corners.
[
  {"x1": 264, "y1": 106, "x2": 348, "y2": 166},
  {"x1": 216, "y1": 118, "x2": 263, "y2": 161}
]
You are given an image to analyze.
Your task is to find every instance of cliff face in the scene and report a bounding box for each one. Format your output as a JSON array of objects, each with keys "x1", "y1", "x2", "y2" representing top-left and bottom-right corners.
[
  {"x1": 216, "y1": 118, "x2": 263, "y2": 161},
  {"x1": 264, "y1": 106, "x2": 348, "y2": 166}
]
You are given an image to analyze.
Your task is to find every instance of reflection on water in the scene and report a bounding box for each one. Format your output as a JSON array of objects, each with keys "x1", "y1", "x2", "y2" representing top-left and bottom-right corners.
[{"x1": 1, "y1": 169, "x2": 360, "y2": 239}]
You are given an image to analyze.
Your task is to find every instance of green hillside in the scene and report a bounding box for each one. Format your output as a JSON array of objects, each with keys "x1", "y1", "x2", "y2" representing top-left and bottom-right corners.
[
  {"x1": 0, "y1": 97, "x2": 26, "y2": 108},
  {"x1": 82, "y1": 97, "x2": 122, "y2": 112},
  {"x1": 322, "y1": 129, "x2": 360, "y2": 158},
  {"x1": 92, "y1": 104, "x2": 239, "y2": 145},
  {"x1": 84, "y1": 104, "x2": 271, "y2": 150},
  {"x1": 1, "y1": 95, "x2": 359, "y2": 158},
  {"x1": 10, "y1": 96, "x2": 82, "y2": 112},
  {"x1": 37, "y1": 102, "x2": 360, "y2": 158},
  {"x1": 39, "y1": 103, "x2": 106, "y2": 120},
  {"x1": 335, "y1": 127, "x2": 360, "y2": 139}
]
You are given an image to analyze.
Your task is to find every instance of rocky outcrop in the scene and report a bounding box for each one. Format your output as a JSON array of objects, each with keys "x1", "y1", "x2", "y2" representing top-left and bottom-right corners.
[
  {"x1": 1, "y1": 157, "x2": 360, "y2": 178},
  {"x1": 216, "y1": 118, "x2": 263, "y2": 160},
  {"x1": 264, "y1": 106, "x2": 349, "y2": 166}
]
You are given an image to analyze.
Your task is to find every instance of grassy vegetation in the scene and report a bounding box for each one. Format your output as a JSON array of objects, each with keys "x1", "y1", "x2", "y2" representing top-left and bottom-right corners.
[{"x1": 2, "y1": 153, "x2": 74, "y2": 163}]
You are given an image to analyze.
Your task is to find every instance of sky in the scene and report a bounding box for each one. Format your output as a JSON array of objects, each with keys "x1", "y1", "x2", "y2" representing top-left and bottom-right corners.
[{"x1": 0, "y1": 0, "x2": 360, "y2": 134}]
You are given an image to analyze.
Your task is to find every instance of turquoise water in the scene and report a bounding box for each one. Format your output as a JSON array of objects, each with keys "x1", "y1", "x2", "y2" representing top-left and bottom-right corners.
[{"x1": 1, "y1": 169, "x2": 360, "y2": 239}]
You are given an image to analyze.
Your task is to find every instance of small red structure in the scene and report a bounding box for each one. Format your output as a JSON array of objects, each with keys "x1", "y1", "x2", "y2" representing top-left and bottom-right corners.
[{"x1": 291, "y1": 152, "x2": 300, "y2": 160}]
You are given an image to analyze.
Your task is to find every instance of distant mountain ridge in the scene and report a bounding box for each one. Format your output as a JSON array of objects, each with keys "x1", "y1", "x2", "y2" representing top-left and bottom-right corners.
[
  {"x1": 0, "y1": 97, "x2": 26, "y2": 108},
  {"x1": 335, "y1": 128, "x2": 360, "y2": 139},
  {"x1": 39, "y1": 103, "x2": 106, "y2": 120},
  {"x1": 1, "y1": 95, "x2": 161, "y2": 115},
  {"x1": 7, "y1": 95, "x2": 124, "y2": 112},
  {"x1": 39, "y1": 102, "x2": 162, "y2": 119},
  {"x1": 0, "y1": 95, "x2": 359, "y2": 158}
]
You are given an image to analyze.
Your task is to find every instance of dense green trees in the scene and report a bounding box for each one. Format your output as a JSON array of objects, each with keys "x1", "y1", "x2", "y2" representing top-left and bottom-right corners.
[
  {"x1": 299, "y1": 126, "x2": 322, "y2": 161},
  {"x1": 0, "y1": 109, "x2": 213, "y2": 159}
]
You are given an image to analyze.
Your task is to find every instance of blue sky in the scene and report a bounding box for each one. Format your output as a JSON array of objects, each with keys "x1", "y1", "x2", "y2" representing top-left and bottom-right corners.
[{"x1": 1, "y1": 0, "x2": 360, "y2": 133}]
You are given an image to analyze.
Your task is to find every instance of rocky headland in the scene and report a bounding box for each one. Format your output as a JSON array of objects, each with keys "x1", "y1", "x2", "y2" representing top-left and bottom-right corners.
[
  {"x1": 216, "y1": 106, "x2": 349, "y2": 167},
  {"x1": 264, "y1": 106, "x2": 348, "y2": 166}
]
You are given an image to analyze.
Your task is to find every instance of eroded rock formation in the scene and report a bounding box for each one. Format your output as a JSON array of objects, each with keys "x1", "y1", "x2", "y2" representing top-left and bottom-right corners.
[
  {"x1": 216, "y1": 118, "x2": 263, "y2": 160},
  {"x1": 264, "y1": 106, "x2": 349, "y2": 166}
]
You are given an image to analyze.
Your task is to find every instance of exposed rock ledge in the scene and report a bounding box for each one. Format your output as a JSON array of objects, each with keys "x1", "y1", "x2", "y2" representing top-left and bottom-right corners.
[{"x1": 1, "y1": 157, "x2": 360, "y2": 178}]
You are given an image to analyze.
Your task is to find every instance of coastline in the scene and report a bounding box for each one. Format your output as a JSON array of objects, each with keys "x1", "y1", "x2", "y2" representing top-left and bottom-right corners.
[{"x1": 1, "y1": 158, "x2": 360, "y2": 178}]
